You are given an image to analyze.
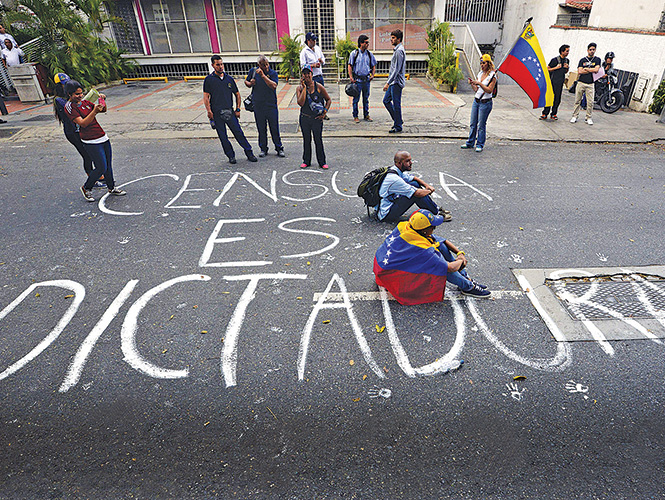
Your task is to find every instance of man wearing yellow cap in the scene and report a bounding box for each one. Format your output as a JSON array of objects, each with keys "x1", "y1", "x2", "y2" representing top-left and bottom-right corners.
[{"x1": 374, "y1": 209, "x2": 490, "y2": 305}]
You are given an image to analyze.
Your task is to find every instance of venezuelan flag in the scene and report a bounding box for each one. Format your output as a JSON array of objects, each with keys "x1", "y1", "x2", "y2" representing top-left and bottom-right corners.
[
  {"x1": 373, "y1": 222, "x2": 448, "y2": 306},
  {"x1": 498, "y1": 23, "x2": 554, "y2": 109}
]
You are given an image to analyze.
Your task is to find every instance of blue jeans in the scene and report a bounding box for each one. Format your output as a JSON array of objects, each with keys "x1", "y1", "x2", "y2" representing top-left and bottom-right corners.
[
  {"x1": 382, "y1": 180, "x2": 438, "y2": 222},
  {"x1": 82, "y1": 140, "x2": 115, "y2": 190},
  {"x1": 383, "y1": 84, "x2": 403, "y2": 130},
  {"x1": 65, "y1": 131, "x2": 94, "y2": 176},
  {"x1": 465, "y1": 99, "x2": 493, "y2": 148},
  {"x1": 254, "y1": 105, "x2": 282, "y2": 153},
  {"x1": 352, "y1": 78, "x2": 371, "y2": 118},
  {"x1": 215, "y1": 111, "x2": 253, "y2": 159},
  {"x1": 313, "y1": 75, "x2": 324, "y2": 87},
  {"x1": 437, "y1": 242, "x2": 473, "y2": 291}
]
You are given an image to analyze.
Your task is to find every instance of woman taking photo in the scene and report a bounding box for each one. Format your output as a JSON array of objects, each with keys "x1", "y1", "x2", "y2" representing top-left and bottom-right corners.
[
  {"x1": 64, "y1": 80, "x2": 126, "y2": 201},
  {"x1": 53, "y1": 73, "x2": 105, "y2": 187},
  {"x1": 296, "y1": 64, "x2": 331, "y2": 169},
  {"x1": 461, "y1": 54, "x2": 496, "y2": 153}
]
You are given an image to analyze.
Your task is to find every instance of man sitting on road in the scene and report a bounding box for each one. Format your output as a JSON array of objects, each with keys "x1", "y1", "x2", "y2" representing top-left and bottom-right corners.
[
  {"x1": 374, "y1": 209, "x2": 490, "y2": 304},
  {"x1": 376, "y1": 150, "x2": 451, "y2": 223}
]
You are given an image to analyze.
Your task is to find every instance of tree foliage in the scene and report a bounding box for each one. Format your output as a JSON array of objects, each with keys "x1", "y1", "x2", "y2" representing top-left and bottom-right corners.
[{"x1": 2, "y1": 0, "x2": 135, "y2": 87}]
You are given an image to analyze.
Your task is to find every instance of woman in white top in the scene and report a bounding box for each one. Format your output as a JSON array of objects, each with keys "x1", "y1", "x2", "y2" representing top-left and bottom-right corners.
[{"x1": 461, "y1": 54, "x2": 497, "y2": 152}]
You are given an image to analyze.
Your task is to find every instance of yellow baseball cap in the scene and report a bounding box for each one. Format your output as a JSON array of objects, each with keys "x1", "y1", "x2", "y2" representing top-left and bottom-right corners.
[
  {"x1": 481, "y1": 54, "x2": 492, "y2": 62},
  {"x1": 409, "y1": 209, "x2": 444, "y2": 230}
]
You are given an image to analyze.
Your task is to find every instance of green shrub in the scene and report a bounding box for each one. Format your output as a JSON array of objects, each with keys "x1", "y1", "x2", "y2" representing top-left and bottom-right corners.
[
  {"x1": 333, "y1": 35, "x2": 357, "y2": 79},
  {"x1": 648, "y1": 79, "x2": 665, "y2": 115},
  {"x1": 427, "y1": 20, "x2": 463, "y2": 91},
  {"x1": 273, "y1": 33, "x2": 303, "y2": 82}
]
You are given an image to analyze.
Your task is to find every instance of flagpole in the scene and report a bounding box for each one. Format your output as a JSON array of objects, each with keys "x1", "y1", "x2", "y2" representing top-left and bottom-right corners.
[{"x1": 496, "y1": 17, "x2": 533, "y2": 73}]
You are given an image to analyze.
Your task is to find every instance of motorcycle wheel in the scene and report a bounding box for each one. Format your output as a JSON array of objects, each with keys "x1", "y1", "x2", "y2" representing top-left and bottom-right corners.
[{"x1": 600, "y1": 91, "x2": 624, "y2": 113}]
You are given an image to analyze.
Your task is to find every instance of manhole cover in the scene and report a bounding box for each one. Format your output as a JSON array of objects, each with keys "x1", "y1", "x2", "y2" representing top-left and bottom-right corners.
[{"x1": 548, "y1": 279, "x2": 665, "y2": 320}]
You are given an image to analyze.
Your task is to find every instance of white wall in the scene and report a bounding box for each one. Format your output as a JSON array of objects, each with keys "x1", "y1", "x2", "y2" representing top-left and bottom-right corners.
[
  {"x1": 539, "y1": 27, "x2": 665, "y2": 111},
  {"x1": 588, "y1": 0, "x2": 663, "y2": 31},
  {"x1": 287, "y1": 0, "x2": 305, "y2": 38}
]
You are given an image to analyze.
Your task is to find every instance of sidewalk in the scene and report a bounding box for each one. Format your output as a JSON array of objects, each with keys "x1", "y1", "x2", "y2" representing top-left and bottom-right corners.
[{"x1": 1, "y1": 77, "x2": 663, "y2": 143}]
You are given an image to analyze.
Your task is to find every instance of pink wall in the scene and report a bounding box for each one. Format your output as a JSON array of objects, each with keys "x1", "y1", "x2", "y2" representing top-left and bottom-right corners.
[
  {"x1": 204, "y1": 0, "x2": 220, "y2": 53},
  {"x1": 134, "y1": 0, "x2": 151, "y2": 55},
  {"x1": 274, "y1": 0, "x2": 290, "y2": 49}
]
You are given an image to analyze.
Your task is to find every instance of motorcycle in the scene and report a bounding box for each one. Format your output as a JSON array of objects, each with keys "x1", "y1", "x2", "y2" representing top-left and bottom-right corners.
[{"x1": 579, "y1": 69, "x2": 625, "y2": 113}]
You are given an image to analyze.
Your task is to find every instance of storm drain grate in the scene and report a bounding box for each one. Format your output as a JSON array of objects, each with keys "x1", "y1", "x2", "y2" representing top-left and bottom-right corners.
[{"x1": 546, "y1": 275, "x2": 665, "y2": 321}]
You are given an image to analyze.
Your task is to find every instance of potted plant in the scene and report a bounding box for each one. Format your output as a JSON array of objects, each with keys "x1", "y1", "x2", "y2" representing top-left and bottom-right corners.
[
  {"x1": 273, "y1": 33, "x2": 303, "y2": 83},
  {"x1": 426, "y1": 21, "x2": 463, "y2": 93},
  {"x1": 333, "y1": 34, "x2": 357, "y2": 81}
]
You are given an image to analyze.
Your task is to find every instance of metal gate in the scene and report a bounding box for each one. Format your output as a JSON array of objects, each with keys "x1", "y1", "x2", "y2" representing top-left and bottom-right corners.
[{"x1": 303, "y1": 0, "x2": 335, "y2": 51}]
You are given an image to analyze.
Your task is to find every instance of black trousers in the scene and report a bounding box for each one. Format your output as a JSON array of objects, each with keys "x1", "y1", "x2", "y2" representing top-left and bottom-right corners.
[
  {"x1": 65, "y1": 131, "x2": 94, "y2": 175},
  {"x1": 543, "y1": 81, "x2": 564, "y2": 117},
  {"x1": 299, "y1": 114, "x2": 326, "y2": 167}
]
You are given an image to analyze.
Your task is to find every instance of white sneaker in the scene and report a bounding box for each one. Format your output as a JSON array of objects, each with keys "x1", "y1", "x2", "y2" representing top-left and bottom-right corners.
[
  {"x1": 570, "y1": 117, "x2": 577, "y2": 123},
  {"x1": 586, "y1": 118, "x2": 594, "y2": 125}
]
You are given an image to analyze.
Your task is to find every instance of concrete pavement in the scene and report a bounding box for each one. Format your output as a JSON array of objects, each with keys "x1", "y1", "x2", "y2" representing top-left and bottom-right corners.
[{"x1": 1, "y1": 77, "x2": 664, "y2": 143}]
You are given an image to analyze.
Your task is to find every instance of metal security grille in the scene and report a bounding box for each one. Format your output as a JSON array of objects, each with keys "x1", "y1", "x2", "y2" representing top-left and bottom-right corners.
[
  {"x1": 303, "y1": 0, "x2": 335, "y2": 51},
  {"x1": 108, "y1": 0, "x2": 145, "y2": 54},
  {"x1": 549, "y1": 280, "x2": 665, "y2": 321},
  {"x1": 555, "y1": 13, "x2": 590, "y2": 26},
  {"x1": 126, "y1": 62, "x2": 254, "y2": 79},
  {"x1": 444, "y1": 0, "x2": 506, "y2": 23}
]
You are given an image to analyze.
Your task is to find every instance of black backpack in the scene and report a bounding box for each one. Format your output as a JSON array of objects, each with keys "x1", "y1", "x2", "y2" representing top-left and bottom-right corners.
[
  {"x1": 357, "y1": 167, "x2": 390, "y2": 216},
  {"x1": 491, "y1": 72, "x2": 498, "y2": 98}
]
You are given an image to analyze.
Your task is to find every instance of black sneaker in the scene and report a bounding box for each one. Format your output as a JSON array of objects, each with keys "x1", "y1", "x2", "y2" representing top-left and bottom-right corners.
[
  {"x1": 80, "y1": 185, "x2": 95, "y2": 202},
  {"x1": 108, "y1": 187, "x2": 127, "y2": 196},
  {"x1": 471, "y1": 279, "x2": 488, "y2": 290},
  {"x1": 259, "y1": 150, "x2": 268, "y2": 158},
  {"x1": 461, "y1": 284, "x2": 491, "y2": 298},
  {"x1": 247, "y1": 153, "x2": 258, "y2": 162},
  {"x1": 229, "y1": 157, "x2": 237, "y2": 164},
  {"x1": 276, "y1": 149, "x2": 285, "y2": 157}
]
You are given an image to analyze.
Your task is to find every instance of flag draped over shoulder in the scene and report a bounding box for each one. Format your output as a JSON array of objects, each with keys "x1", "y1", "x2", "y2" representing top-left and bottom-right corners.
[
  {"x1": 373, "y1": 222, "x2": 448, "y2": 306},
  {"x1": 498, "y1": 23, "x2": 554, "y2": 109}
]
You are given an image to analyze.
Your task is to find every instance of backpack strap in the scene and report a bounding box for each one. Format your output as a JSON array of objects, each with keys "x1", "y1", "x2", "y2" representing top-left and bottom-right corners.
[{"x1": 350, "y1": 49, "x2": 359, "y2": 72}]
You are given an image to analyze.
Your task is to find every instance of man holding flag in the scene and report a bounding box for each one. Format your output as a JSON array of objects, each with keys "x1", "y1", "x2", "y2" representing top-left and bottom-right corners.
[{"x1": 497, "y1": 20, "x2": 553, "y2": 110}]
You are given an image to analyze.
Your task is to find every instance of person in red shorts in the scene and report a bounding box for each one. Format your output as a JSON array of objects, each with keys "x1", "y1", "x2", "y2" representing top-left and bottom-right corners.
[{"x1": 64, "y1": 80, "x2": 126, "y2": 202}]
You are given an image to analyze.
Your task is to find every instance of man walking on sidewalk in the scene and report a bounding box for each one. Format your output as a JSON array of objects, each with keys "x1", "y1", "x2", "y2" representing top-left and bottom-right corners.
[
  {"x1": 541, "y1": 44, "x2": 569, "y2": 120},
  {"x1": 571, "y1": 43, "x2": 601, "y2": 125},
  {"x1": 348, "y1": 34, "x2": 376, "y2": 123},
  {"x1": 204, "y1": 55, "x2": 257, "y2": 164},
  {"x1": 383, "y1": 29, "x2": 406, "y2": 133}
]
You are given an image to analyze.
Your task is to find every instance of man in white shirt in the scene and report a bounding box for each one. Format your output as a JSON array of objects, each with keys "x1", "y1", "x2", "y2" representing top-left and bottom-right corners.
[
  {"x1": 300, "y1": 32, "x2": 325, "y2": 87},
  {"x1": 0, "y1": 24, "x2": 19, "y2": 49},
  {"x1": 1, "y1": 39, "x2": 24, "y2": 68}
]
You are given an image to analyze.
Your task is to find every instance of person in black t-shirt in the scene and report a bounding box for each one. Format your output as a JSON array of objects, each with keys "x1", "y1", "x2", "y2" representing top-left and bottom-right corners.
[
  {"x1": 541, "y1": 44, "x2": 569, "y2": 120},
  {"x1": 203, "y1": 55, "x2": 257, "y2": 164},
  {"x1": 244, "y1": 55, "x2": 284, "y2": 158},
  {"x1": 571, "y1": 43, "x2": 601, "y2": 125}
]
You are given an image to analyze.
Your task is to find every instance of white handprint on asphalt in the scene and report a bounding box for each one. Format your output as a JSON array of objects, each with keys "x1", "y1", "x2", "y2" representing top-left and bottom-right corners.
[{"x1": 505, "y1": 382, "x2": 525, "y2": 401}]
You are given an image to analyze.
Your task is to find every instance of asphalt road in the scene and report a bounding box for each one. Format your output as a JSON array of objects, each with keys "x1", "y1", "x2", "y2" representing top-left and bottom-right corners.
[{"x1": 1, "y1": 137, "x2": 664, "y2": 499}]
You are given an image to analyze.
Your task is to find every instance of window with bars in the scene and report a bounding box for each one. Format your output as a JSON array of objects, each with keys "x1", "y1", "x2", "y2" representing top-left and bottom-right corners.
[
  {"x1": 107, "y1": 0, "x2": 145, "y2": 54},
  {"x1": 444, "y1": 0, "x2": 506, "y2": 23},
  {"x1": 346, "y1": 0, "x2": 433, "y2": 51},
  {"x1": 304, "y1": 0, "x2": 335, "y2": 51},
  {"x1": 213, "y1": 0, "x2": 278, "y2": 53},
  {"x1": 139, "y1": 0, "x2": 212, "y2": 53}
]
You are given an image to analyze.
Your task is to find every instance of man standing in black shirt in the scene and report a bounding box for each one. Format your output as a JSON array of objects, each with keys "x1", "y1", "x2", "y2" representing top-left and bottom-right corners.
[
  {"x1": 570, "y1": 42, "x2": 601, "y2": 125},
  {"x1": 204, "y1": 55, "x2": 257, "y2": 164},
  {"x1": 541, "y1": 44, "x2": 569, "y2": 120}
]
